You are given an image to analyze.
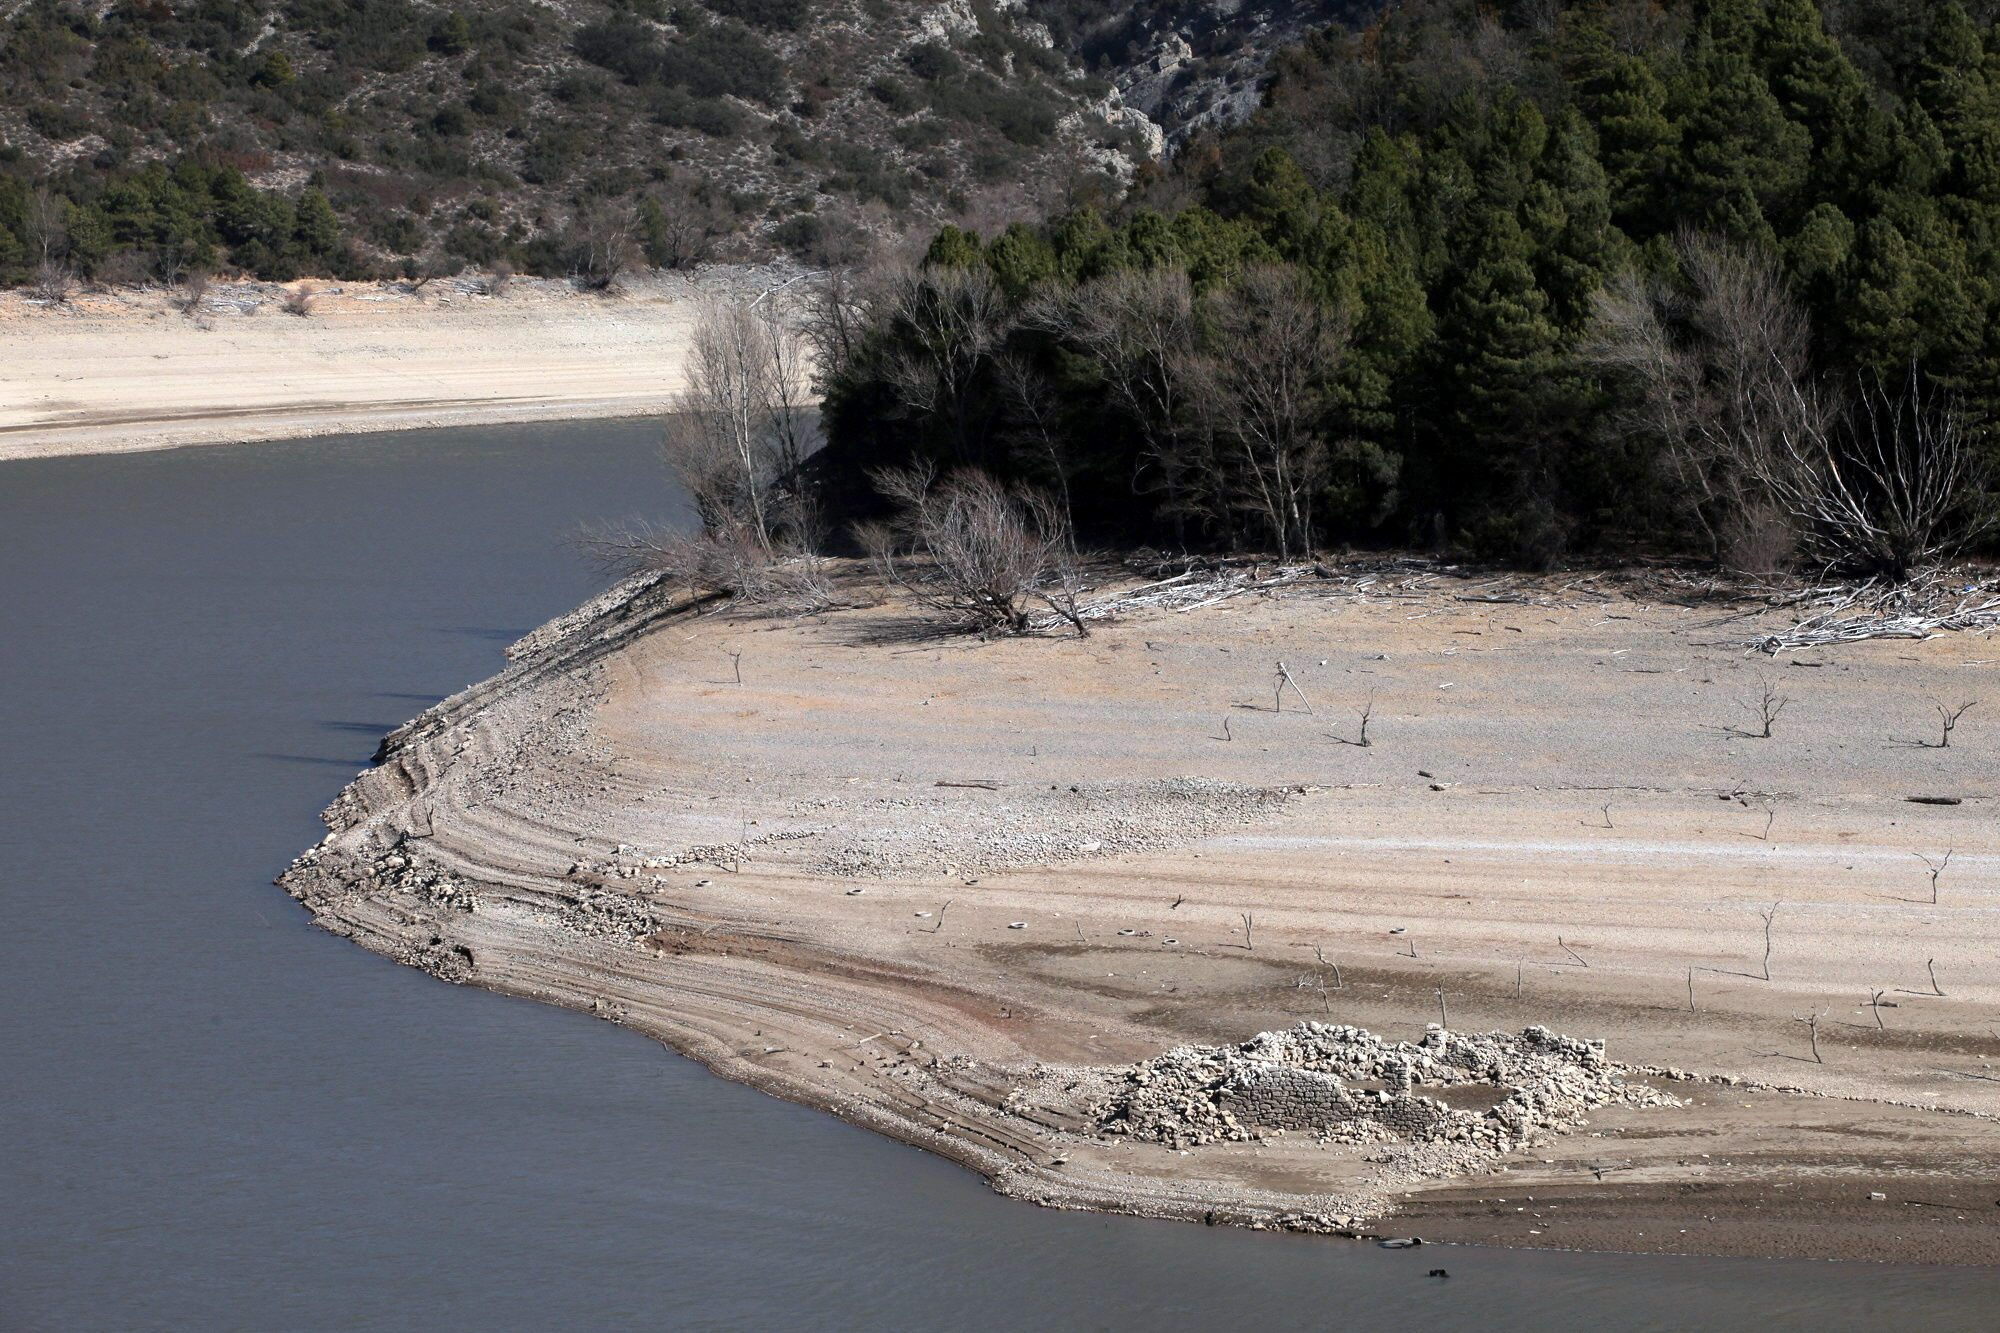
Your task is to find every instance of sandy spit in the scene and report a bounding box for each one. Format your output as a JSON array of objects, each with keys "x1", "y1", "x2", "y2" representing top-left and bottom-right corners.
[
  {"x1": 0, "y1": 266, "x2": 796, "y2": 462},
  {"x1": 279, "y1": 563, "x2": 2000, "y2": 1264}
]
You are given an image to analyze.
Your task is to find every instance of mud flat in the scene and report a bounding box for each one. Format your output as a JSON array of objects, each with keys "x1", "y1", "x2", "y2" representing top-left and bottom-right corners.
[
  {"x1": 0, "y1": 267, "x2": 794, "y2": 461},
  {"x1": 281, "y1": 562, "x2": 2000, "y2": 1263}
]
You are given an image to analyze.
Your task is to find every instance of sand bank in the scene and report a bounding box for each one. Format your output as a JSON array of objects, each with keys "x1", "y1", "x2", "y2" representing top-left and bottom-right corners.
[
  {"x1": 280, "y1": 562, "x2": 2000, "y2": 1263},
  {"x1": 0, "y1": 268, "x2": 792, "y2": 461}
]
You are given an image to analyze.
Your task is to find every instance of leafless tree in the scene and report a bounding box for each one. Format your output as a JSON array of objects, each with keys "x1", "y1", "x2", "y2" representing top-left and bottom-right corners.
[
  {"x1": 570, "y1": 198, "x2": 638, "y2": 292},
  {"x1": 1757, "y1": 901, "x2": 1779, "y2": 980},
  {"x1": 642, "y1": 181, "x2": 727, "y2": 271},
  {"x1": 1591, "y1": 238, "x2": 1993, "y2": 578},
  {"x1": 1934, "y1": 699, "x2": 1976, "y2": 749},
  {"x1": 1026, "y1": 268, "x2": 1212, "y2": 542},
  {"x1": 1792, "y1": 1010, "x2": 1824, "y2": 1062},
  {"x1": 993, "y1": 351, "x2": 1077, "y2": 528},
  {"x1": 756, "y1": 292, "x2": 819, "y2": 485},
  {"x1": 863, "y1": 464, "x2": 1087, "y2": 637},
  {"x1": 1918, "y1": 849, "x2": 1953, "y2": 905},
  {"x1": 1791, "y1": 369, "x2": 1995, "y2": 579},
  {"x1": 665, "y1": 299, "x2": 817, "y2": 556},
  {"x1": 1204, "y1": 265, "x2": 1349, "y2": 559},
  {"x1": 27, "y1": 188, "x2": 73, "y2": 306},
  {"x1": 1333, "y1": 691, "x2": 1376, "y2": 747},
  {"x1": 879, "y1": 264, "x2": 1011, "y2": 465},
  {"x1": 1741, "y1": 681, "x2": 1789, "y2": 738},
  {"x1": 798, "y1": 263, "x2": 874, "y2": 386},
  {"x1": 1587, "y1": 233, "x2": 1829, "y2": 572}
]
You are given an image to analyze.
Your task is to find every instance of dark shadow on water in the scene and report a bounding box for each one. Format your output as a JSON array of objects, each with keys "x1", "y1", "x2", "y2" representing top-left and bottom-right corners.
[
  {"x1": 251, "y1": 752, "x2": 372, "y2": 767},
  {"x1": 437, "y1": 626, "x2": 527, "y2": 642}
]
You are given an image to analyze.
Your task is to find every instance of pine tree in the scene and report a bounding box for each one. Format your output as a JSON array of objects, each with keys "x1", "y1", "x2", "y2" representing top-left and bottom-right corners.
[{"x1": 1564, "y1": 23, "x2": 1680, "y2": 235}]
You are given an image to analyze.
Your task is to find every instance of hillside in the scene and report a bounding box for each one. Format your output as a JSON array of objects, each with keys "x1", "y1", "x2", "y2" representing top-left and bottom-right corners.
[{"x1": 0, "y1": 0, "x2": 1353, "y2": 285}]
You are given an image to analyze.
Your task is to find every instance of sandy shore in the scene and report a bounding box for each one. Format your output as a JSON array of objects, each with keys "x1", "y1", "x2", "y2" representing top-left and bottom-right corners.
[
  {"x1": 0, "y1": 268, "x2": 793, "y2": 461},
  {"x1": 280, "y1": 562, "x2": 2000, "y2": 1264}
]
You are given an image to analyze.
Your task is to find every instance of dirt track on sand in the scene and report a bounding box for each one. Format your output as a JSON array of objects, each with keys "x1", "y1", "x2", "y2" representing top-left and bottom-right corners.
[{"x1": 281, "y1": 563, "x2": 2000, "y2": 1262}]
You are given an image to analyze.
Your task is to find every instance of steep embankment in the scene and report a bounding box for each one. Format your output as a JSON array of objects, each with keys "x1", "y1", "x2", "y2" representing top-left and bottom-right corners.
[{"x1": 281, "y1": 562, "x2": 2000, "y2": 1262}]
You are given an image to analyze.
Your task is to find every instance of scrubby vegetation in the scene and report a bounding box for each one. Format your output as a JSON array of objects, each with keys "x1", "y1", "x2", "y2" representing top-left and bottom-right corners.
[
  {"x1": 0, "y1": 0, "x2": 1139, "y2": 286},
  {"x1": 817, "y1": 0, "x2": 2000, "y2": 573}
]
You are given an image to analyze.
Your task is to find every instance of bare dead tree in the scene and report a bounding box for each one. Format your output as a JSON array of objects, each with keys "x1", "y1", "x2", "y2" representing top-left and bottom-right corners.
[
  {"x1": 1558, "y1": 936, "x2": 1589, "y2": 967},
  {"x1": 1687, "y1": 968, "x2": 1698, "y2": 1012},
  {"x1": 1241, "y1": 911, "x2": 1255, "y2": 951},
  {"x1": 175, "y1": 268, "x2": 211, "y2": 317},
  {"x1": 1586, "y1": 233, "x2": 1827, "y2": 572},
  {"x1": 798, "y1": 263, "x2": 874, "y2": 386},
  {"x1": 1205, "y1": 265, "x2": 1349, "y2": 560},
  {"x1": 880, "y1": 264, "x2": 1011, "y2": 466},
  {"x1": 27, "y1": 187, "x2": 73, "y2": 307},
  {"x1": 1934, "y1": 700, "x2": 1976, "y2": 749},
  {"x1": 664, "y1": 299, "x2": 819, "y2": 558},
  {"x1": 1792, "y1": 1010, "x2": 1824, "y2": 1062},
  {"x1": 1868, "y1": 988, "x2": 1887, "y2": 1029},
  {"x1": 1333, "y1": 691, "x2": 1377, "y2": 747},
  {"x1": 1026, "y1": 268, "x2": 1213, "y2": 543},
  {"x1": 1273, "y1": 660, "x2": 1315, "y2": 714},
  {"x1": 1435, "y1": 984, "x2": 1449, "y2": 1029},
  {"x1": 1742, "y1": 681, "x2": 1790, "y2": 738},
  {"x1": 1757, "y1": 901, "x2": 1779, "y2": 980},
  {"x1": 1788, "y1": 368, "x2": 1997, "y2": 579},
  {"x1": 1897, "y1": 958, "x2": 1946, "y2": 997},
  {"x1": 570, "y1": 198, "x2": 638, "y2": 291},
  {"x1": 1918, "y1": 849, "x2": 1953, "y2": 905},
  {"x1": 1313, "y1": 943, "x2": 1342, "y2": 991},
  {"x1": 865, "y1": 464, "x2": 1086, "y2": 637},
  {"x1": 993, "y1": 351, "x2": 1077, "y2": 527}
]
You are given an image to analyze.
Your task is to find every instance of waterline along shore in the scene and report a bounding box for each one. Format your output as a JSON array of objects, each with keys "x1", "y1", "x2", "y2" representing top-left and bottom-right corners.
[
  {"x1": 280, "y1": 560, "x2": 2000, "y2": 1265},
  {"x1": 0, "y1": 268, "x2": 793, "y2": 462}
]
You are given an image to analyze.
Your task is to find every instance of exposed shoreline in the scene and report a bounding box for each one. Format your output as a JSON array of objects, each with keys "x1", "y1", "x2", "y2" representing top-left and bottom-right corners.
[
  {"x1": 0, "y1": 268, "x2": 791, "y2": 462},
  {"x1": 280, "y1": 561, "x2": 2000, "y2": 1265}
]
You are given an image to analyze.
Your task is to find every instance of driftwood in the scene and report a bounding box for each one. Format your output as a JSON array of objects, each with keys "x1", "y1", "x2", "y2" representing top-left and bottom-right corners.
[{"x1": 1748, "y1": 569, "x2": 2000, "y2": 653}]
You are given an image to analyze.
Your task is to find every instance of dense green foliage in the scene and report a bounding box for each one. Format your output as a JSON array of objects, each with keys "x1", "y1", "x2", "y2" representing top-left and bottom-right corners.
[{"x1": 823, "y1": 0, "x2": 2000, "y2": 565}]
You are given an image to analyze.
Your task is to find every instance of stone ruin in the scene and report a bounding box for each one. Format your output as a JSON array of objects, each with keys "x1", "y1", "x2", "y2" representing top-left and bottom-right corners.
[{"x1": 1098, "y1": 1022, "x2": 1677, "y2": 1155}]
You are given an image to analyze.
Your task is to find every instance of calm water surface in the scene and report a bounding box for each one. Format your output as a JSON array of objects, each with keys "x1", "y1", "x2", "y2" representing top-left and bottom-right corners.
[{"x1": 3, "y1": 423, "x2": 1997, "y2": 1330}]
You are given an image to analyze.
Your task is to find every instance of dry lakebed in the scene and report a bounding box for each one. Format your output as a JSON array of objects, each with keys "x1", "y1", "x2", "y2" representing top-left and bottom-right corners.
[{"x1": 280, "y1": 560, "x2": 2000, "y2": 1265}]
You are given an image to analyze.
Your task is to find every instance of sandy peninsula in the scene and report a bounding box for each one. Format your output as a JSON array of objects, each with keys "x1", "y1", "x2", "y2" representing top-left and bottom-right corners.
[
  {"x1": 0, "y1": 267, "x2": 794, "y2": 462},
  {"x1": 280, "y1": 560, "x2": 2000, "y2": 1264}
]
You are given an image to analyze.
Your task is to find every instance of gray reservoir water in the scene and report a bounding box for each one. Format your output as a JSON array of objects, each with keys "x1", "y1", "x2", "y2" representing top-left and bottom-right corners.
[{"x1": 3, "y1": 422, "x2": 1997, "y2": 1331}]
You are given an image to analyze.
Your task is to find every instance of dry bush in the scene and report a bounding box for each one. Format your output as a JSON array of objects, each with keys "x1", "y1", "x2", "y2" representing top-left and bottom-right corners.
[
  {"x1": 864, "y1": 464, "x2": 1087, "y2": 637},
  {"x1": 581, "y1": 520, "x2": 837, "y2": 611},
  {"x1": 485, "y1": 262, "x2": 513, "y2": 298},
  {"x1": 281, "y1": 285, "x2": 315, "y2": 317},
  {"x1": 1797, "y1": 370, "x2": 1995, "y2": 578},
  {"x1": 32, "y1": 260, "x2": 72, "y2": 306},
  {"x1": 175, "y1": 269, "x2": 211, "y2": 317}
]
